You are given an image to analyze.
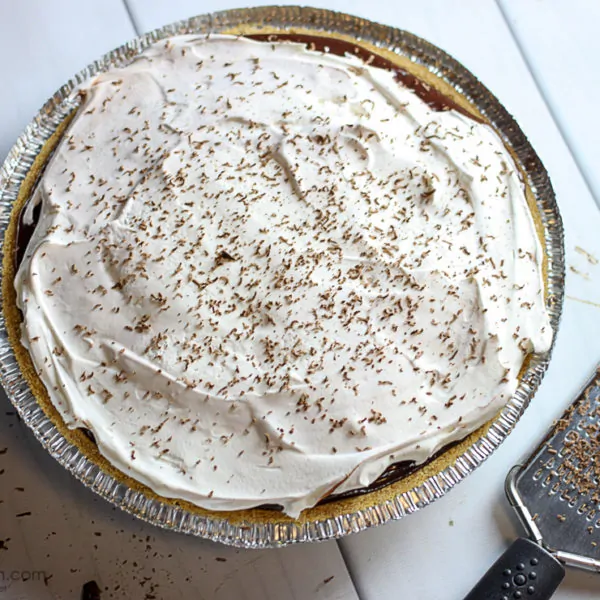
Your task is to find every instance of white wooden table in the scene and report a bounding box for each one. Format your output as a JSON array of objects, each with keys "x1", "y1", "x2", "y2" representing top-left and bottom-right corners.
[{"x1": 1, "y1": 1, "x2": 599, "y2": 599}]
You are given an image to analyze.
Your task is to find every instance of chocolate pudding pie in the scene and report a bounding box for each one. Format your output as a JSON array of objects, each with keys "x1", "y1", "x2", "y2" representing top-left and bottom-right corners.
[{"x1": 5, "y1": 33, "x2": 551, "y2": 519}]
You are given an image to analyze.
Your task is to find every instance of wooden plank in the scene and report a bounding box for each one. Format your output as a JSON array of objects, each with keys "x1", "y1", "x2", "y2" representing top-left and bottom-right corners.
[
  {"x1": 499, "y1": 0, "x2": 600, "y2": 207},
  {"x1": 0, "y1": 0, "x2": 136, "y2": 163},
  {"x1": 123, "y1": 1, "x2": 600, "y2": 598}
]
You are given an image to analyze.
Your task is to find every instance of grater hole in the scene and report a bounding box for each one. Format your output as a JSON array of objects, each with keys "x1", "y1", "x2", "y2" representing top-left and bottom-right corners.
[
  {"x1": 534, "y1": 378, "x2": 600, "y2": 513},
  {"x1": 565, "y1": 431, "x2": 580, "y2": 443}
]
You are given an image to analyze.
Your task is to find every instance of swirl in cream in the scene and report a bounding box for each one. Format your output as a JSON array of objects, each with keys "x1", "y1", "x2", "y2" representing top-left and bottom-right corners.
[{"x1": 15, "y1": 35, "x2": 551, "y2": 517}]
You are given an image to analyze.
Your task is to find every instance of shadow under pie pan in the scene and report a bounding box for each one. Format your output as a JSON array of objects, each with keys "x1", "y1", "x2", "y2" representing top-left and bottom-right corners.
[{"x1": 0, "y1": 6, "x2": 564, "y2": 548}]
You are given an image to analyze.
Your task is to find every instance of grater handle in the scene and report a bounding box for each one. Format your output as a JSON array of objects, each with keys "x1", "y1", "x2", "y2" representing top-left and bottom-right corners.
[{"x1": 463, "y1": 537, "x2": 565, "y2": 600}]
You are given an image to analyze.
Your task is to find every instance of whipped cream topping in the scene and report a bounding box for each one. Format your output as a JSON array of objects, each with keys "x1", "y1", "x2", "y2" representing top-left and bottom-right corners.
[{"x1": 15, "y1": 34, "x2": 552, "y2": 517}]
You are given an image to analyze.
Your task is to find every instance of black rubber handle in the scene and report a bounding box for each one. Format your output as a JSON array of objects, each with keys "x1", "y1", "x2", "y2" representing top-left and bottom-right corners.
[{"x1": 463, "y1": 538, "x2": 565, "y2": 600}]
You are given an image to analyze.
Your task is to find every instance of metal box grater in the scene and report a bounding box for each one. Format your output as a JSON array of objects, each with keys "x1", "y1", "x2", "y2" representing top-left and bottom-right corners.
[
  {"x1": 507, "y1": 367, "x2": 600, "y2": 571},
  {"x1": 465, "y1": 368, "x2": 600, "y2": 599}
]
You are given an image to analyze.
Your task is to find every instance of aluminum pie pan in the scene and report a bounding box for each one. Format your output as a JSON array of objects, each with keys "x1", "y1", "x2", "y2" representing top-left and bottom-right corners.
[{"x1": 0, "y1": 6, "x2": 564, "y2": 548}]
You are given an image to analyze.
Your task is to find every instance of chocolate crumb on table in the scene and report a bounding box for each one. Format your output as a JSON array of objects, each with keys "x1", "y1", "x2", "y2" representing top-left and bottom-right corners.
[{"x1": 81, "y1": 580, "x2": 102, "y2": 600}]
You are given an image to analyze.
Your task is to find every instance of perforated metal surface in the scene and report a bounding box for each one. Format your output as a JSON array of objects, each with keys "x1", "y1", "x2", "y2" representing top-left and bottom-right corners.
[{"x1": 508, "y1": 369, "x2": 600, "y2": 570}]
